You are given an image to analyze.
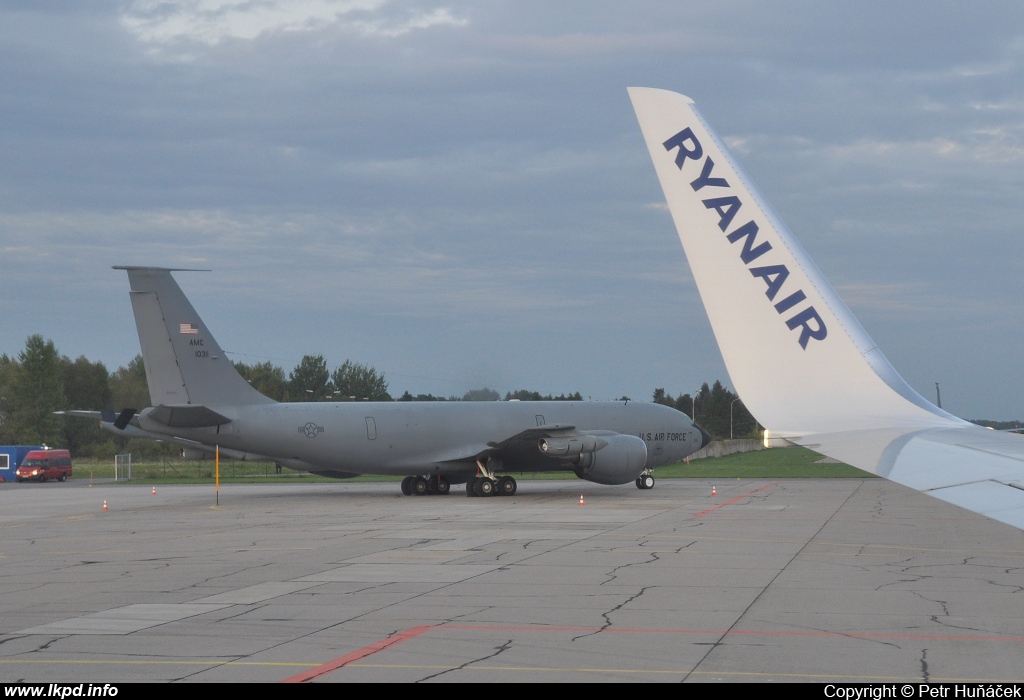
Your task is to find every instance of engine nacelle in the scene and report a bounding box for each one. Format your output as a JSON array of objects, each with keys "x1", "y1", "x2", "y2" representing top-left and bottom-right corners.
[
  {"x1": 538, "y1": 435, "x2": 607, "y2": 456},
  {"x1": 181, "y1": 448, "x2": 214, "y2": 460},
  {"x1": 572, "y1": 434, "x2": 648, "y2": 485}
]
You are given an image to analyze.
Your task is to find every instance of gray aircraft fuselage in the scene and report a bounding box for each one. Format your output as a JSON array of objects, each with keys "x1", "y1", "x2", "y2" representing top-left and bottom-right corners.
[
  {"x1": 138, "y1": 399, "x2": 702, "y2": 478},
  {"x1": 105, "y1": 266, "x2": 709, "y2": 486}
]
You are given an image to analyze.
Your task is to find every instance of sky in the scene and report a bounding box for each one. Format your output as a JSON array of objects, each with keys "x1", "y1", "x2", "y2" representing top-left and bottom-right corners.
[{"x1": 1, "y1": 1, "x2": 1023, "y2": 419}]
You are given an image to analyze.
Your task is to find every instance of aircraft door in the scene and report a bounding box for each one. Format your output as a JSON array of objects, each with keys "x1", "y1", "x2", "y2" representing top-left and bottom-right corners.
[{"x1": 365, "y1": 417, "x2": 377, "y2": 440}]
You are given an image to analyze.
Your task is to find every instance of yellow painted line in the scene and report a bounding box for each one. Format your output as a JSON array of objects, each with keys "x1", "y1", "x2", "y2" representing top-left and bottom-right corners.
[
  {"x1": 343, "y1": 663, "x2": 1023, "y2": 682},
  {"x1": 0, "y1": 659, "x2": 316, "y2": 668},
  {"x1": 602, "y1": 534, "x2": 1024, "y2": 556},
  {"x1": 34, "y1": 550, "x2": 135, "y2": 556},
  {"x1": 2, "y1": 659, "x2": 1019, "y2": 682}
]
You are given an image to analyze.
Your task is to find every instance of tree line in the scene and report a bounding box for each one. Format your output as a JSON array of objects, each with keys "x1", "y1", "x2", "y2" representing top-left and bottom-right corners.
[{"x1": 0, "y1": 334, "x2": 813, "y2": 459}]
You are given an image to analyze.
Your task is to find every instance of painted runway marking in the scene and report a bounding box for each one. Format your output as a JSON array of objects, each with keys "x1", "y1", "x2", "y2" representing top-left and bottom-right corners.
[
  {"x1": 343, "y1": 663, "x2": 1022, "y2": 683},
  {"x1": 442, "y1": 624, "x2": 1024, "y2": 642},
  {"x1": 277, "y1": 622, "x2": 1024, "y2": 682},
  {"x1": 692, "y1": 482, "x2": 776, "y2": 517},
  {"x1": 280, "y1": 625, "x2": 435, "y2": 683}
]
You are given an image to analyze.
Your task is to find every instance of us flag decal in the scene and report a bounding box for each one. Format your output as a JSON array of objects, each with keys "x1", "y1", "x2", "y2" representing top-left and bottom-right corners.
[{"x1": 180, "y1": 323, "x2": 199, "y2": 335}]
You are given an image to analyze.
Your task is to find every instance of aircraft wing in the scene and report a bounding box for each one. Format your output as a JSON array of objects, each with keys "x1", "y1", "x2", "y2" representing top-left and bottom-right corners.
[
  {"x1": 485, "y1": 424, "x2": 577, "y2": 450},
  {"x1": 145, "y1": 404, "x2": 231, "y2": 428},
  {"x1": 792, "y1": 427, "x2": 1024, "y2": 529},
  {"x1": 389, "y1": 424, "x2": 592, "y2": 468},
  {"x1": 629, "y1": 87, "x2": 1024, "y2": 531}
]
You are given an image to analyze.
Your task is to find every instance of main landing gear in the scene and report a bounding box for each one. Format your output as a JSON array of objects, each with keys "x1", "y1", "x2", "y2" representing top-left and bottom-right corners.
[
  {"x1": 401, "y1": 474, "x2": 451, "y2": 496},
  {"x1": 635, "y1": 469, "x2": 655, "y2": 490},
  {"x1": 466, "y1": 475, "x2": 517, "y2": 497},
  {"x1": 465, "y1": 458, "x2": 517, "y2": 497}
]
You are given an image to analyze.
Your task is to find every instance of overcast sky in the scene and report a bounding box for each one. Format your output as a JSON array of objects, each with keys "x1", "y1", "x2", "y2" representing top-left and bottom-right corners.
[{"x1": 2, "y1": 1, "x2": 1023, "y2": 419}]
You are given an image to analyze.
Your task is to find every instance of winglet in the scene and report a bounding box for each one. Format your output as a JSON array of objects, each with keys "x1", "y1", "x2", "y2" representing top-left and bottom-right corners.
[{"x1": 628, "y1": 87, "x2": 963, "y2": 437}]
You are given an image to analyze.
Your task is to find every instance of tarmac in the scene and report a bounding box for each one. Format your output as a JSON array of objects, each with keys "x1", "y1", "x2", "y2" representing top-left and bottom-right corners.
[{"x1": 1, "y1": 476, "x2": 1023, "y2": 683}]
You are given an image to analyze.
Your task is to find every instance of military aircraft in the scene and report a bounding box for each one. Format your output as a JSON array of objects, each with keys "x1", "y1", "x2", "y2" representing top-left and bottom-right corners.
[
  {"x1": 629, "y1": 87, "x2": 1024, "y2": 531},
  {"x1": 66, "y1": 266, "x2": 709, "y2": 496}
]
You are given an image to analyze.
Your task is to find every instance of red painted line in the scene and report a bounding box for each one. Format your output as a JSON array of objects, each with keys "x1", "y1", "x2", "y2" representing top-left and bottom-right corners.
[
  {"x1": 692, "y1": 482, "x2": 776, "y2": 518},
  {"x1": 281, "y1": 625, "x2": 435, "y2": 683},
  {"x1": 442, "y1": 624, "x2": 1024, "y2": 643},
  {"x1": 282, "y1": 620, "x2": 1024, "y2": 679}
]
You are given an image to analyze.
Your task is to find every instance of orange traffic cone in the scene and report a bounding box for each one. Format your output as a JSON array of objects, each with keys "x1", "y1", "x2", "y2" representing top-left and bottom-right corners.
[
  {"x1": 711, "y1": 485, "x2": 717, "y2": 496},
  {"x1": 579, "y1": 494, "x2": 585, "y2": 507},
  {"x1": 152, "y1": 486, "x2": 156, "y2": 495},
  {"x1": 102, "y1": 500, "x2": 108, "y2": 511}
]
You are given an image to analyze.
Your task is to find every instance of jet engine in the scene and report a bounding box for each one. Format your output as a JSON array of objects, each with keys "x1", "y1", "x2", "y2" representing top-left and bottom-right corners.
[
  {"x1": 571, "y1": 434, "x2": 648, "y2": 485},
  {"x1": 538, "y1": 435, "x2": 606, "y2": 456},
  {"x1": 181, "y1": 448, "x2": 214, "y2": 460}
]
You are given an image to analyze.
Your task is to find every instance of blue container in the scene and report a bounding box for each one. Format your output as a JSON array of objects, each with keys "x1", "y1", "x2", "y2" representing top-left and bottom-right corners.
[{"x1": 0, "y1": 446, "x2": 44, "y2": 482}]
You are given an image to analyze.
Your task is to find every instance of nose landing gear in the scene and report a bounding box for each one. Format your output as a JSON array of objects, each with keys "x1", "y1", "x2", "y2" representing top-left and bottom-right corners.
[{"x1": 635, "y1": 470, "x2": 655, "y2": 490}]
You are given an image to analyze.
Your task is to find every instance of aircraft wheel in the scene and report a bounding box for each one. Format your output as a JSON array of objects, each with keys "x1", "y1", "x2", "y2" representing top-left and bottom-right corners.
[
  {"x1": 478, "y1": 478, "x2": 495, "y2": 497},
  {"x1": 642, "y1": 475, "x2": 655, "y2": 489},
  {"x1": 401, "y1": 476, "x2": 414, "y2": 495},
  {"x1": 412, "y1": 476, "x2": 430, "y2": 496},
  {"x1": 435, "y1": 476, "x2": 450, "y2": 495},
  {"x1": 497, "y1": 476, "x2": 517, "y2": 496},
  {"x1": 466, "y1": 478, "x2": 478, "y2": 497}
]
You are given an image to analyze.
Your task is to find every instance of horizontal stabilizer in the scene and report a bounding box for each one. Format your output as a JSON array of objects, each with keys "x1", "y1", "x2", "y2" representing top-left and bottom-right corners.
[{"x1": 145, "y1": 404, "x2": 231, "y2": 428}]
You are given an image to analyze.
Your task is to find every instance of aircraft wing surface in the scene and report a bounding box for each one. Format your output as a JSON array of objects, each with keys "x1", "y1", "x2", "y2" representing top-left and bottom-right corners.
[
  {"x1": 629, "y1": 86, "x2": 1024, "y2": 531},
  {"x1": 485, "y1": 424, "x2": 577, "y2": 450},
  {"x1": 792, "y1": 427, "x2": 1024, "y2": 529},
  {"x1": 388, "y1": 424, "x2": 597, "y2": 468}
]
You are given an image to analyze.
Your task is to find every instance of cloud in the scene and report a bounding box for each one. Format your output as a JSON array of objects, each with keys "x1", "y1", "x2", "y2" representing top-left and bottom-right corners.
[{"x1": 120, "y1": 0, "x2": 468, "y2": 47}]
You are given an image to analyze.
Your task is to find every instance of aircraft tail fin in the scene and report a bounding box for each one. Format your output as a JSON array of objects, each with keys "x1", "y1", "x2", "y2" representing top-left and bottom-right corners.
[
  {"x1": 627, "y1": 88, "x2": 964, "y2": 437},
  {"x1": 115, "y1": 267, "x2": 275, "y2": 409}
]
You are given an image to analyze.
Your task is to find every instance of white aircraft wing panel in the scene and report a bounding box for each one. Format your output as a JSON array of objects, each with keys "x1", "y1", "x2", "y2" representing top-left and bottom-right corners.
[
  {"x1": 792, "y1": 401, "x2": 1024, "y2": 530},
  {"x1": 629, "y1": 86, "x2": 1024, "y2": 532}
]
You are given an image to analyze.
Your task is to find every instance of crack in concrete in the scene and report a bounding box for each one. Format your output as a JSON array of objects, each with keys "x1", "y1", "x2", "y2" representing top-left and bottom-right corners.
[
  {"x1": 920, "y1": 647, "x2": 930, "y2": 682},
  {"x1": 599, "y1": 552, "x2": 661, "y2": 586},
  {"x1": 874, "y1": 575, "x2": 926, "y2": 591},
  {"x1": 415, "y1": 639, "x2": 513, "y2": 683},
  {"x1": 572, "y1": 586, "x2": 652, "y2": 641},
  {"x1": 32, "y1": 637, "x2": 65, "y2": 652},
  {"x1": 916, "y1": 597, "x2": 988, "y2": 635}
]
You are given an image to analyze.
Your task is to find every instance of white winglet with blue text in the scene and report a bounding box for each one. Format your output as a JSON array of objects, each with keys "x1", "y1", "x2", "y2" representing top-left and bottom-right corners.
[{"x1": 629, "y1": 87, "x2": 1024, "y2": 530}]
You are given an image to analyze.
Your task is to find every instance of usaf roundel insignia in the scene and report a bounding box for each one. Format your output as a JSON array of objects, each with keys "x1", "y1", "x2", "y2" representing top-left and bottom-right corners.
[{"x1": 299, "y1": 422, "x2": 325, "y2": 438}]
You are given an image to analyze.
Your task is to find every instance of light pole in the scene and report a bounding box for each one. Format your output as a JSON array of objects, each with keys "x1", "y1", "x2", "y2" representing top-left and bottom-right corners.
[{"x1": 730, "y1": 397, "x2": 742, "y2": 440}]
